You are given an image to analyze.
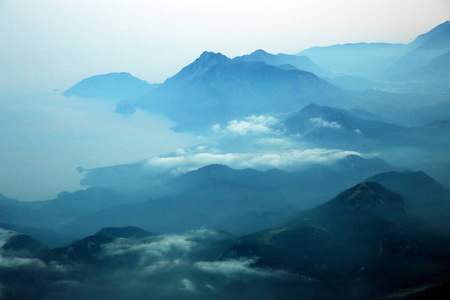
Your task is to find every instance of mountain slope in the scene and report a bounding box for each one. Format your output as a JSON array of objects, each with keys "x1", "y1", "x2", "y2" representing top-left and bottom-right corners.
[
  {"x1": 283, "y1": 103, "x2": 405, "y2": 149},
  {"x1": 223, "y1": 182, "x2": 450, "y2": 299},
  {"x1": 389, "y1": 21, "x2": 450, "y2": 73},
  {"x1": 63, "y1": 72, "x2": 157, "y2": 99},
  {"x1": 137, "y1": 51, "x2": 345, "y2": 126},
  {"x1": 297, "y1": 43, "x2": 410, "y2": 77},
  {"x1": 234, "y1": 49, "x2": 331, "y2": 78},
  {"x1": 396, "y1": 51, "x2": 450, "y2": 83},
  {"x1": 367, "y1": 170, "x2": 450, "y2": 234}
]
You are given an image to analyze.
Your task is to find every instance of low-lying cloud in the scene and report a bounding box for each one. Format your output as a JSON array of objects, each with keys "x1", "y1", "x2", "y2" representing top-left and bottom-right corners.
[{"x1": 308, "y1": 117, "x2": 342, "y2": 129}]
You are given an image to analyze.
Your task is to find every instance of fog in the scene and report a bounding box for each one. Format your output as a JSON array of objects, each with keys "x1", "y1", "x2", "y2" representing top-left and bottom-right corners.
[
  {"x1": 0, "y1": 92, "x2": 198, "y2": 201},
  {"x1": 0, "y1": 4, "x2": 449, "y2": 299}
]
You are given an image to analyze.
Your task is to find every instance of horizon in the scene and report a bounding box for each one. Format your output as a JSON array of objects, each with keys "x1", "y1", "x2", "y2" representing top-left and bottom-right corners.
[{"x1": 0, "y1": 0, "x2": 449, "y2": 93}]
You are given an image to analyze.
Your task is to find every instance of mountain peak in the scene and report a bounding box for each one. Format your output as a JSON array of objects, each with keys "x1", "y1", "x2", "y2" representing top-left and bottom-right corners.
[
  {"x1": 249, "y1": 49, "x2": 272, "y2": 57},
  {"x1": 321, "y1": 182, "x2": 406, "y2": 217},
  {"x1": 163, "y1": 51, "x2": 233, "y2": 86},
  {"x1": 95, "y1": 226, "x2": 152, "y2": 239},
  {"x1": 410, "y1": 20, "x2": 450, "y2": 48},
  {"x1": 195, "y1": 51, "x2": 232, "y2": 65},
  {"x1": 63, "y1": 72, "x2": 152, "y2": 99}
]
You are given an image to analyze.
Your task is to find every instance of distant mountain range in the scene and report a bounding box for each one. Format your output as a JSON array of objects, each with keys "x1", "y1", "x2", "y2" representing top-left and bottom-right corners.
[
  {"x1": 233, "y1": 49, "x2": 332, "y2": 78},
  {"x1": 136, "y1": 51, "x2": 345, "y2": 126},
  {"x1": 298, "y1": 21, "x2": 450, "y2": 79},
  {"x1": 63, "y1": 72, "x2": 159, "y2": 99},
  {"x1": 395, "y1": 50, "x2": 450, "y2": 84},
  {"x1": 390, "y1": 21, "x2": 450, "y2": 74}
]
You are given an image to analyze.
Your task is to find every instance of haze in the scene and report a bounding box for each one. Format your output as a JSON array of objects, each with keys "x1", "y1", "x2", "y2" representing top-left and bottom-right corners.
[{"x1": 0, "y1": 0, "x2": 449, "y2": 92}]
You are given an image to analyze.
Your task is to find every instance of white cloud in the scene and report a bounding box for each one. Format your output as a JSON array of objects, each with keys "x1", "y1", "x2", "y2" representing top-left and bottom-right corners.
[
  {"x1": 180, "y1": 278, "x2": 196, "y2": 292},
  {"x1": 225, "y1": 115, "x2": 282, "y2": 136},
  {"x1": 195, "y1": 258, "x2": 293, "y2": 279},
  {"x1": 308, "y1": 118, "x2": 342, "y2": 129},
  {"x1": 0, "y1": 256, "x2": 46, "y2": 269},
  {"x1": 145, "y1": 146, "x2": 362, "y2": 174}
]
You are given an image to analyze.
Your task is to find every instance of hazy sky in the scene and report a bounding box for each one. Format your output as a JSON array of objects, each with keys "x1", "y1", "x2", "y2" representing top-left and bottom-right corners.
[{"x1": 0, "y1": 0, "x2": 449, "y2": 92}]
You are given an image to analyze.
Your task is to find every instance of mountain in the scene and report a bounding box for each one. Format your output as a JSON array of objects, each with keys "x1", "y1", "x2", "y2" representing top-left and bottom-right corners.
[
  {"x1": 94, "y1": 226, "x2": 153, "y2": 239},
  {"x1": 0, "y1": 228, "x2": 48, "y2": 258},
  {"x1": 0, "y1": 223, "x2": 69, "y2": 247},
  {"x1": 49, "y1": 226, "x2": 153, "y2": 264},
  {"x1": 395, "y1": 51, "x2": 450, "y2": 84},
  {"x1": 63, "y1": 72, "x2": 158, "y2": 100},
  {"x1": 60, "y1": 155, "x2": 396, "y2": 238},
  {"x1": 27, "y1": 187, "x2": 148, "y2": 228},
  {"x1": 410, "y1": 21, "x2": 450, "y2": 49},
  {"x1": 136, "y1": 51, "x2": 345, "y2": 127},
  {"x1": 297, "y1": 43, "x2": 410, "y2": 77},
  {"x1": 0, "y1": 187, "x2": 150, "y2": 240},
  {"x1": 367, "y1": 170, "x2": 450, "y2": 234},
  {"x1": 327, "y1": 74, "x2": 381, "y2": 91},
  {"x1": 233, "y1": 49, "x2": 332, "y2": 78},
  {"x1": 223, "y1": 182, "x2": 450, "y2": 299},
  {"x1": 389, "y1": 21, "x2": 450, "y2": 74},
  {"x1": 58, "y1": 178, "x2": 294, "y2": 239},
  {"x1": 283, "y1": 103, "x2": 405, "y2": 149},
  {"x1": 297, "y1": 21, "x2": 450, "y2": 79},
  {"x1": 79, "y1": 154, "x2": 396, "y2": 206}
]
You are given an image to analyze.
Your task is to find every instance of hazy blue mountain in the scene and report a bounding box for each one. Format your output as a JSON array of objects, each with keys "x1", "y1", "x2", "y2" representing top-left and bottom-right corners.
[
  {"x1": 346, "y1": 107, "x2": 389, "y2": 122},
  {"x1": 59, "y1": 155, "x2": 397, "y2": 239},
  {"x1": 297, "y1": 43, "x2": 410, "y2": 77},
  {"x1": 395, "y1": 51, "x2": 450, "y2": 84},
  {"x1": 58, "y1": 178, "x2": 294, "y2": 239},
  {"x1": 410, "y1": 20, "x2": 450, "y2": 49},
  {"x1": 137, "y1": 51, "x2": 345, "y2": 126},
  {"x1": 283, "y1": 103, "x2": 405, "y2": 149},
  {"x1": 0, "y1": 194, "x2": 21, "y2": 207},
  {"x1": 29, "y1": 187, "x2": 146, "y2": 224},
  {"x1": 389, "y1": 21, "x2": 450, "y2": 74},
  {"x1": 63, "y1": 72, "x2": 158, "y2": 100},
  {"x1": 297, "y1": 21, "x2": 450, "y2": 79},
  {"x1": 233, "y1": 49, "x2": 332, "y2": 78},
  {"x1": 327, "y1": 74, "x2": 381, "y2": 91},
  {"x1": 77, "y1": 154, "x2": 397, "y2": 207}
]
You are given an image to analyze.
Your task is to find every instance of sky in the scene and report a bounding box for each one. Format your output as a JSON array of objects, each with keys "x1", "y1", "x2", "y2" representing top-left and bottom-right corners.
[{"x1": 0, "y1": 0, "x2": 449, "y2": 92}]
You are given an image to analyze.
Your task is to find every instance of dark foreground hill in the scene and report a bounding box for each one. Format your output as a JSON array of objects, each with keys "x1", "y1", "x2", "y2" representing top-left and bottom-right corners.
[{"x1": 223, "y1": 182, "x2": 450, "y2": 299}]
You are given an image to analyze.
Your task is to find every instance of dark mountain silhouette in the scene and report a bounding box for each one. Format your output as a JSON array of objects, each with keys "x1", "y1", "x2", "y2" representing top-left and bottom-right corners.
[
  {"x1": 223, "y1": 182, "x2": 450, "y2": 299},
  {"x1": 0, "y1": 223, "x2": 69, "y2": 248},
  {"x1": 367, "y1": 170, "x2": 450, "y2": 234},
  {"x1": 2, "y1": 233, "x2": 48, "y2": 256},
  {"x1": 63, "y1": 72, "x2": 158, "y2": 100},
  {"x1": 94, "y1": 226, "x2": 153, "y2": 239},
  {"x1": 49, "y1": 226, "x2": 153, "y2": 264},
  {"x1": 136, "y1": 51, "x2": 345, "y2": 127},
  {"x1": 234, "y1": 49, "x2": 331, "y2": 78}
]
